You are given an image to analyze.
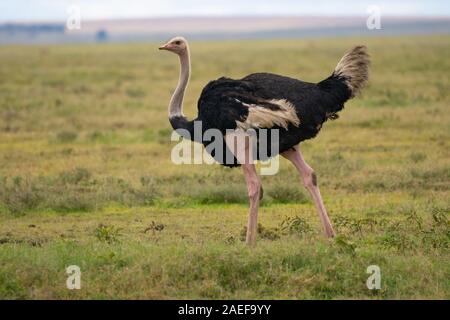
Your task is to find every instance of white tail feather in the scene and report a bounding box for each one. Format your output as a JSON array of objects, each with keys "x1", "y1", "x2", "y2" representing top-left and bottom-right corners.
[{"x1": 334, "y1": 46, "x2": 370, "y2": 98}]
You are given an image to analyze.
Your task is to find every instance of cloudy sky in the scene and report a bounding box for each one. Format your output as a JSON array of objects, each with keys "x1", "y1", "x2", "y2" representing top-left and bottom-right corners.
[{"x1": 1, "y1": 0, "x2": 449, "y2": 22}]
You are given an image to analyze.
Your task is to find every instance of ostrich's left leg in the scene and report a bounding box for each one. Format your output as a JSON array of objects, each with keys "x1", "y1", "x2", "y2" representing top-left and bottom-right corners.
[
  {"x1": 281, "y1": 146, "x2": 335, "y2": 238},
  {"x1": 225, "y1": 132, "x2": 261, "y2": 246}
]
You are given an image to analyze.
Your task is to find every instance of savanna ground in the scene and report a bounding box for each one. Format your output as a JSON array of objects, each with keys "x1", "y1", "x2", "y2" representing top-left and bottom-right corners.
[{"x1": 0, "y1": 35, "x2": 449, "y2": 299}]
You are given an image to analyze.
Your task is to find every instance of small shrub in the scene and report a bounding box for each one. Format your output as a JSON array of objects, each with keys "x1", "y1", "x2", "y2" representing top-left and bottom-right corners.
[
  {"x1": 194, "y1": 184, "x2": 248, "y2": 204},
  {"x1": 379, "y1": 231, "x2": 416, "y2": 251},
  {"x1": 99, "y1": 176, "x2": 159, "y2": 206},
  {"x1": 421, "y1": 228, "x2": 449, "y2": 250},
  {"x1": 405, "y1": 209, "x2": 423, "y2": 230},
  {"x1": 418, "y1": 207, "x2": 450, "y2": 250},
  {"x1": 47, "y1": 191, "x2": 95, "y2": 212},
  {"x1": 280, "y1": 216, "x2": 312, "y2": 236},
  {"x1": 225, "y1": 235, "x2": 236, "y2": 245},
  {"x1": 240, "y1": 223, "x2": 280, "y2": 241},
  {"x1": 94, "y1": 224, "x2": 121, "y2": 244},
  {"x1": 431, "y1": 207, "x2": 449, "y2": 227},
  {"x1": 334, "y1": 216, "x2": 355, "y2": 234},
  {"x1": 334, "y1": 216, "x2": 380, "y2": 235},
  {"x1": 266, "y1": 185, "x2": 308, "y2": 204},
  {"x1": 0, "y1": 176, "x2": 42, "y2": 214},
  {"x1": 59, "y1": 167, "x2": 91, "y2": 185}
]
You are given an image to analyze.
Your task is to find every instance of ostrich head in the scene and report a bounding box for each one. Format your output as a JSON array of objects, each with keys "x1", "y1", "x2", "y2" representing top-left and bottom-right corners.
[{"x1": 159, "y1": 36, "x2": 188, "y2": 55}]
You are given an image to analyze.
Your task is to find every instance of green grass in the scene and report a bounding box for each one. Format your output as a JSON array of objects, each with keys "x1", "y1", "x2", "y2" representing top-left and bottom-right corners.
[{"x1": 0, "y1": 35, "x2": 449, "y2": 299}]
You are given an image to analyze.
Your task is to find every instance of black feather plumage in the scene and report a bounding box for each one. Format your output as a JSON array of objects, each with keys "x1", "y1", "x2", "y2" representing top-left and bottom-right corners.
[{"x1": 170, "y1": 46, "x2": 369, "y2": 167}]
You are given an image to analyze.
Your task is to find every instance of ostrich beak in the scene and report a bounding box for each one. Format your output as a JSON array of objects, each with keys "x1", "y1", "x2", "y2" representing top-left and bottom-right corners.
[{"x1": 159, "y1": 43, "x2": 170, "y2": 50}]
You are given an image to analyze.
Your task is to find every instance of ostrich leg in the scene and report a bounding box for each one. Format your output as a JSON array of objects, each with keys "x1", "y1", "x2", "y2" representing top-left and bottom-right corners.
[
  {"x1": 241, "y1": 163, "x2": 261, "y2": 245},
  {"x1": 281, "y1": 146, "x2": 335, "y2": 238},
  {"x1": 225, "y1": 132, "x2": 261, "y2": 246}
]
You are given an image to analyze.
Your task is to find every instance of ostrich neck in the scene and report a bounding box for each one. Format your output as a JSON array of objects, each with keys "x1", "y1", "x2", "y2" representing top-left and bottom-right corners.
[{"x1": 169, "y1": 49, "x2": 190, "y2": 118}]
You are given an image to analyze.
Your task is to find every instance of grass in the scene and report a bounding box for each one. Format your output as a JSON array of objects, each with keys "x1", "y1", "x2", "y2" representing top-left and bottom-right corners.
[{"x1": 0, "y1": 35, "x2": 449, "y2": 299}]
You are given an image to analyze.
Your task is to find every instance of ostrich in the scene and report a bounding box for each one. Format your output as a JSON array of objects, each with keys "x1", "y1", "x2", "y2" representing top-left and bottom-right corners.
[{"x1": 159, "y1": 36, "x2": 369, "y2": 246}]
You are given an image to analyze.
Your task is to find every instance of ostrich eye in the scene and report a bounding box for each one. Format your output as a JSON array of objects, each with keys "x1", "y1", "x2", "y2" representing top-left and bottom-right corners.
[{"x1": 174, "y1": 41, "x2": 181, "y2": 45}]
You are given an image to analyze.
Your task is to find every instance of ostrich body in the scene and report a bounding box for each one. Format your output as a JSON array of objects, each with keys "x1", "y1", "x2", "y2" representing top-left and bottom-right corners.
[{"x1": 160, "y1": 36, "x2": 369, "y2": 246}]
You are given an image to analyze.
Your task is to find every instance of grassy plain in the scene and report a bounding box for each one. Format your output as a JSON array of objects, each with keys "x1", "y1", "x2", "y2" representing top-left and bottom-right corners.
[{"x1": 0, "y1": 35, "x2": 449, "y2": 299}]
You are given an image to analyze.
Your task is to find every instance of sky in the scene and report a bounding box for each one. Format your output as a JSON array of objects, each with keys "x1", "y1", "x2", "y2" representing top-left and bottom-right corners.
[{"x1": 1, "y1": 0, "x2": 449, "y2": 22}]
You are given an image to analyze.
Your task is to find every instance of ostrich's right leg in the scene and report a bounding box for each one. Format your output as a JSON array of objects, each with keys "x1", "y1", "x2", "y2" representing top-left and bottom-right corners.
[
  {"x1": 281, "y1": 146, "x2": 335, "y2": 238},
  {"x1": 225, "y1": 132, "x2": 261, "y2": 246},
  {"x1": 241, "y1": 163, "x2": 261, "y2": 246}
]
